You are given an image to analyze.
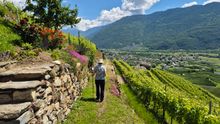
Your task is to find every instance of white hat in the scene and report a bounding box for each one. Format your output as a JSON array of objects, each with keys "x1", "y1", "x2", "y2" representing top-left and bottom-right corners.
[{"x1": 98, "y1": 59, "x2": 104, "y2": 64}]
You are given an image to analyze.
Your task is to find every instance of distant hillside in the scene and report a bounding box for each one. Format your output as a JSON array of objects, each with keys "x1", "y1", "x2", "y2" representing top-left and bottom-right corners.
[
  {"x1": 62, "y1": 26, "x2": 104, "y2": 38},
  {"x1": 89, "y1": 2, "x2": 220, "y2": 50}
]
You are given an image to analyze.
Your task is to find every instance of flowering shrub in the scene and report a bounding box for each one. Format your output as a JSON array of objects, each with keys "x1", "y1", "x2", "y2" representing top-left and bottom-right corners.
[
  {"x1": 15, "y1": 18, "x2": 41, "y2": 46},
  {"x1": 40, "y1": 27, "x2": 66, "y2": 49},
  {"x1": 69, "y1": 50, "x2": 88, "y2": 63},
  {"x1": 67, "y1": 35, "x2": 96, "y2": 67},
  {"x1": 15, "y1": 18, "x2": 66, "y2": 50}
]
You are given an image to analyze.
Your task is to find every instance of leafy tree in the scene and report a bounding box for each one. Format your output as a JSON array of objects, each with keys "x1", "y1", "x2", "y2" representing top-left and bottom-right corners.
[{"x1": 24, "y1": 0, "x2": 80, "y2": 29}]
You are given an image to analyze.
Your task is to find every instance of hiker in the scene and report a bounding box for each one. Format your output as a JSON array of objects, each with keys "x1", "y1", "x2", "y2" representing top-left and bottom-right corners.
[{"x1": 93, "y1": 59, "x2": 106, "y2": 102}]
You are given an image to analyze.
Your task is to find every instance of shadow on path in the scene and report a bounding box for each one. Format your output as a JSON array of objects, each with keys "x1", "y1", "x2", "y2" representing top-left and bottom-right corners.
[{"x1": 80, "y1": 97, "x2": 97, "y2": 103}]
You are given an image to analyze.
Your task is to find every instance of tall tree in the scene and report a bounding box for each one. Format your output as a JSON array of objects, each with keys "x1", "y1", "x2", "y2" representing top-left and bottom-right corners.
[{"x1": 24, "y1": 0, "x2": 80, "y2": 29}]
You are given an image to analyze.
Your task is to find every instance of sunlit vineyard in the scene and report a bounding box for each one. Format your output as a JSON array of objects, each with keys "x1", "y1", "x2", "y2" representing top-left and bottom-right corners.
[{"x1": 114, "y1": 60, "x2": 220, "y2": 124}]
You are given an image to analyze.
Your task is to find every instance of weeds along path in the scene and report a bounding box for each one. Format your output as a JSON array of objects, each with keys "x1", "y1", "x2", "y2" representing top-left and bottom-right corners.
[{"x1": 64, "y1": 60, "x2": 156, "y2": 124}]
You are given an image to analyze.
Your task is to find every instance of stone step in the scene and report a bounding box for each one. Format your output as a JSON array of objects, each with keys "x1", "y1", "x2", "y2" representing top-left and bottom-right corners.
[
  {"x1": 16, "y1": 110, "x2": 34, "y2": 124},
  {"x1": 0, "y1": 61, "x2": 17, "y2": 68},
  {"x1": 0, "y1": 63, "x2": 54, "y2": 82},
  {"x1": 0, "y1": 89, "x2": 36, "y2": 104},
  {"x1": 0, "y1": 81, "x2": 45, "y2": 90},
  {"x1": 0, "y1": 102, "x2": 31, "y2": 120},
  {"x1": 0, "y1": 81, "x2": 45, "y2": 104},
  {"x1": 0, "y1": 110, "x2": 34, "y2": 124}
]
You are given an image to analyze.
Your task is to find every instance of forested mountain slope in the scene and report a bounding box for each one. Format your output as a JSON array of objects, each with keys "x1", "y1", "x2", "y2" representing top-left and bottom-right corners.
[{"x1": 89, "y1": 2, "x2": 220, "y2": 50}]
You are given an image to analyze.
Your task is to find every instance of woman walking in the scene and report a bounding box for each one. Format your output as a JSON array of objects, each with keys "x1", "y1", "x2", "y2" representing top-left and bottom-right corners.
[{"x1": 93, "y1": 59, "x2": 106, "y2": 102}]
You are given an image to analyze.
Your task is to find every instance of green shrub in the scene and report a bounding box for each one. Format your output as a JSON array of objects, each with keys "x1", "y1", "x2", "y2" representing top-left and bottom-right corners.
[
  {"x1": 50, "y1": 49, "x2": 77, "y2": 73},
  {"x1": 0, "y1": 41, "x2": 13, "y2": 53},
  {"x1": 5, "y1": 2, "x2": 17, "y2": 13},
  {"x1": 18, "y1": 50, "x2": 37, "y2": 58},
  {"x1": 21, "y1": 43, "x2": 33, "y2": 50},
  {"x1": 26, "y1": 50, "x2": 37, "y2": 57},
  {"x1": 15, "y1": 18, "x2": 42, "y2": 46},
  {"x1": 51, "y1": 49, "x2": 61, "y2": 60},
  {"x1": 0, "y1": 4, "x2": 7, "y2": 17}
]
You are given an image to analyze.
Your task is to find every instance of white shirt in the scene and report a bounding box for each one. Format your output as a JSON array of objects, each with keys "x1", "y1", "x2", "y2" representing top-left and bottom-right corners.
[{"x1": 94, "y1": 64, "x2": 106, "y2": 80}]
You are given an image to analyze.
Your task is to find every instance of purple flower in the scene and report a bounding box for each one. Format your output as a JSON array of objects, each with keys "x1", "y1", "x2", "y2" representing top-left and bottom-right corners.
[{"x1": 69, "y1": 50, "x2": 88, "y2": 63}]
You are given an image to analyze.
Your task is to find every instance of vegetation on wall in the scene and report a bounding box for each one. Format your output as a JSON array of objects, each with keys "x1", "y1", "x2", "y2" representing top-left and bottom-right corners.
[{"x1": 0, "y1": 1, "x2": 96, "y2": 69}]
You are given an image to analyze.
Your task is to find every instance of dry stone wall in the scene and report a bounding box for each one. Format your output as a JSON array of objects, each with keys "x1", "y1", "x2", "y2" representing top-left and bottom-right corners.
[{"x1": 0, "y1": 61, "x2": 89, "y2": 124}]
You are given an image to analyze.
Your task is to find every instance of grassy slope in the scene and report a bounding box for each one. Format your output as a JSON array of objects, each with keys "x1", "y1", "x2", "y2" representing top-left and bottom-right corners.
[
  {"x1": 64, "y1": 61, "x2": 158, "y2": 124},
  {"x1": 64, "y1": 78, "x2": 98, "y2": 124},
  {"x1": 0, "y1": 19, "x2": 20, "y2": 53},
  {"x1": 121, "y1": 84, "x2": 158, "y2": 124}
]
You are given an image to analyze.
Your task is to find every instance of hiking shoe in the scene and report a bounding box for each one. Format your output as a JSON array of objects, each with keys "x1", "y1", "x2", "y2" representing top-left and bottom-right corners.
[{"x1": 95, "y1": 98, "x2": 100, "y2": 102}]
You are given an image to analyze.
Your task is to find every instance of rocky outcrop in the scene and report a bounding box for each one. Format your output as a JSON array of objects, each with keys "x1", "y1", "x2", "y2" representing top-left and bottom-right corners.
[{"x1": 0, "y1": 61, "x2": 89, "y2": 124}]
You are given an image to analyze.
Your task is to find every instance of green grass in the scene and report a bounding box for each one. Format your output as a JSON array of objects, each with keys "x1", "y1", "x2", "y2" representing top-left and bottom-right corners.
[
  {"x1": 121, "y1": 84, "x2": 158, "y2": 124},
  {"x1": 0, "y1": 19, "x2": 20, "y2": 53},
  {"x1": 64, "y1": 77, "x2": 98, "y2": 124},
  {"x1": 96, "y1": 82, "x2": 145, "y2": 124},
  {"x1": 64, "y1": 75, "x2": 149, "y2": 124},
  {"x1": 65, "y1": 79, "x2": 97, "y2": 124}
]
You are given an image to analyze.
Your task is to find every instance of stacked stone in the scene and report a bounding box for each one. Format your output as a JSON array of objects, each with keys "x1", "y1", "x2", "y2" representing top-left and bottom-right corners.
[{"x1": 0, "y1": 61, "x2": 89, "y2": 124}]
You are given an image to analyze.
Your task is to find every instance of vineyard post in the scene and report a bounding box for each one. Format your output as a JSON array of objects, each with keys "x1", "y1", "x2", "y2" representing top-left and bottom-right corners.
[
  {"x1": 68, "y1": 33, "x2": 72, "y2": 45},
  {"x1": 162, "y1": 85, "x2": 167, "y2": 123},
  {"x1": 209, "y1": 100, "x2": 212, "y2": 114}
]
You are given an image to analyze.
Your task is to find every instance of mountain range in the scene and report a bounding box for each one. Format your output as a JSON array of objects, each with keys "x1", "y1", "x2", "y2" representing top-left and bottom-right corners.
[{"x1": 64, "y1": 2, "x2": 220, "y2": 50}]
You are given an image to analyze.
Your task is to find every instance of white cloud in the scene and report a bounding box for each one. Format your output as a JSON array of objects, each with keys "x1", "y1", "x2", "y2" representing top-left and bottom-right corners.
[
  {"x1": 76, "y1": 0, "x2": 160, "y2": 31},
  {"x1": 99, "y1": 7, "x2": 131, "y2": 23},
  {"x1": 62, "y1": 0, "x2": 68, "y2": 3},
  {"x1": 122, "y1": 0, "x2": 160, "y2": 14},
  {"x1": 76, "y1": 7, "x2": 131, "y2": 31},
  {"x1": 182, "y1": 1, "x2": 198, "y2": 8},
  {"x1": 76, "y1": 19, "x2": 103, "y2": 31},
  {"x1": 3, "y1": 0, "x2": 26, "y2": 8},
  {"x1": 203, "y1": 0, "x2": 220, "y2": 5}
]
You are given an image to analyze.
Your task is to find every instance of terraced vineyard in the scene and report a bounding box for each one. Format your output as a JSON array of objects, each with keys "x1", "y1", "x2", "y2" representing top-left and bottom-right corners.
[{"x1": 114, "y1": 60, "x2": 220, "y2": 124}]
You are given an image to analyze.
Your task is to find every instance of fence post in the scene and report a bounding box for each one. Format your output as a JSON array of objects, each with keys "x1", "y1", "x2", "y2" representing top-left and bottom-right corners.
[
  {"x1": 209, "y1": 101, "x2": 212, "y2": 114},
  {"x1": 162, "y1": 85, "x2": 167, "y2": 123},
  {"x1": 171, "y1": 117, "x2": 173, "y2": 124}
]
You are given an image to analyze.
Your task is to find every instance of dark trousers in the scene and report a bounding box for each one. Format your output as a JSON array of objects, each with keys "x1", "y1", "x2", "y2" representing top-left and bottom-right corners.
[{"x1": 95, "y1": 80, "x2": 105, "y2": 100}]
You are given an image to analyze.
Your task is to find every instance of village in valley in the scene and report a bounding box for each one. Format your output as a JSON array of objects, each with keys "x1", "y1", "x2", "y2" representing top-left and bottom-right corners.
[{"x1": 104, "y1": 49, "x2": 220, "y2": 97}]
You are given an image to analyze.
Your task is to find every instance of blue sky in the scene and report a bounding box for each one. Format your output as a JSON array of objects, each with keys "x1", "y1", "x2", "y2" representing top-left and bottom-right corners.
[
  {"x1": 71, "y1": 0, "x2": 206, "y2": 20},
  {"x1": 10, "y1": 0, "x2": 220, "y2": 31},
  {"x1": 64, "y1": 0, "x2": 220, "y2": 31}
]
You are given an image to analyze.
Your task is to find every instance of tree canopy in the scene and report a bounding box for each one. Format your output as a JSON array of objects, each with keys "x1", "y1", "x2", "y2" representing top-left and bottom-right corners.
[{"x1": 24, "y1": 0, "x2": 81, "y2": 29}]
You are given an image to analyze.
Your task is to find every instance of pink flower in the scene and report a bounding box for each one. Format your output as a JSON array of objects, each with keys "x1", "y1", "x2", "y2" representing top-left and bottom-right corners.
[{"x1": 69, "y1": 50, "x2": 88, "y2": 63}]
